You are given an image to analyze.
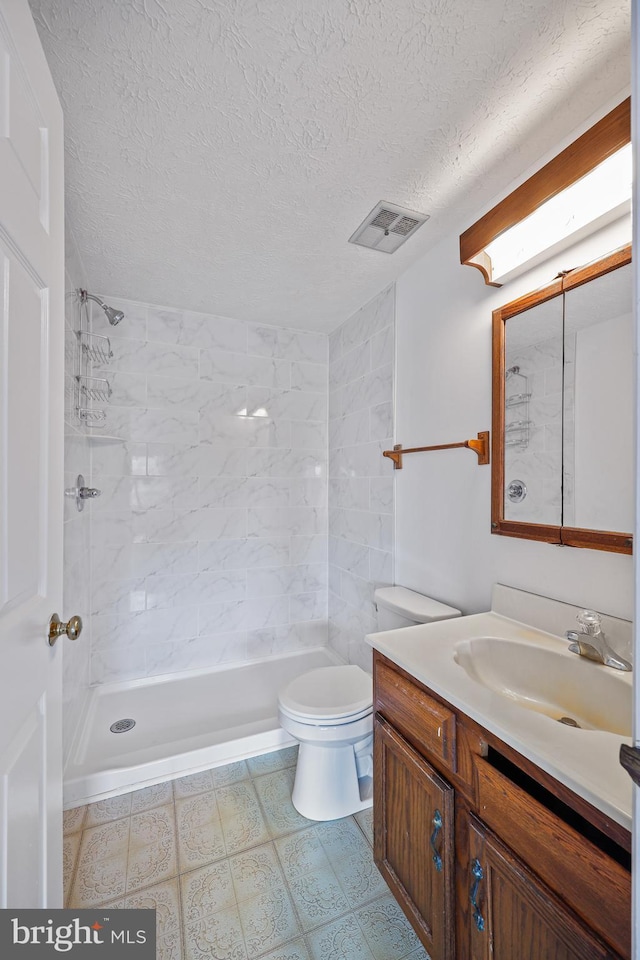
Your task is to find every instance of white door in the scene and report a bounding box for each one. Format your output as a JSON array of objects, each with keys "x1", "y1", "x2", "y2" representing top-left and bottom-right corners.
[{"x1": 0, "y1": 0, "x2": 64, "y2": 907}]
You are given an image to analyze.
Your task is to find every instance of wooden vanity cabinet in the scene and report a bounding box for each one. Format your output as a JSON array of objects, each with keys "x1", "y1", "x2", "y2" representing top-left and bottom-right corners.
[
  {"x1": 465, "y1": 815, "x2": 620, "y2": 960},
  {"x1": 373, "y1": 651, "x2": 631, "y2": 960},
  {"x1": 374, "y1": 716, "x2": 455, "y2": 960}
]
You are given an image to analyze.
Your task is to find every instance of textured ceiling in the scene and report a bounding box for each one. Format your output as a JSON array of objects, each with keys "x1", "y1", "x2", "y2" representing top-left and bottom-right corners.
[{"x1": 30, "y1": 0, "x2": 629, "y2": 331}]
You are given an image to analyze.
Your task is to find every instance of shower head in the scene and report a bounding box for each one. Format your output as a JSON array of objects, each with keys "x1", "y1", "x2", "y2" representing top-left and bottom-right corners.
[
  {"x1": 80, "y1": 290, "x2": 125, "y2": 326},
  {"x1": 103, "y1": 305, "x2": 125, "y2": 325},
  {"x1": 505, "y1": 365, "x2": 520, "y2": 379}
]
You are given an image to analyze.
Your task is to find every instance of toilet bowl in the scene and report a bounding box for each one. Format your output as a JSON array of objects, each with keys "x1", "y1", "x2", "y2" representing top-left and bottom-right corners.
[
  {"x1": 278, "y1": 586, "x2": 461, "y2": 821},
  {"x1": 278, "y1": 664, "x2": 373, "y2": 821}
]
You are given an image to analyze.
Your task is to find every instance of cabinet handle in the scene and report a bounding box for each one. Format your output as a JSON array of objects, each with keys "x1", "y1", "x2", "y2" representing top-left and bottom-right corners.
[
  {"x1": 430, "y1": 809, "x2": 443, "y2": 872},
  {"x1": 469, "y1": 858, "x2": 485, "y2": 932}
]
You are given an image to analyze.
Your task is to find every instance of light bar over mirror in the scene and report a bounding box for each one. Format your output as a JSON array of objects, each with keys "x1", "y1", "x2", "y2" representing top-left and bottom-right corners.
[{"x1": 459, "y1": 98, "x2": 630, "y2": 286}]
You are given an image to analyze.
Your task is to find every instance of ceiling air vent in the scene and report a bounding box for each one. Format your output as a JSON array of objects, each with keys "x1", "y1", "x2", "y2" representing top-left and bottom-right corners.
[{"x1": 349, "y1": 201, "x2": 429, "y2": 254}]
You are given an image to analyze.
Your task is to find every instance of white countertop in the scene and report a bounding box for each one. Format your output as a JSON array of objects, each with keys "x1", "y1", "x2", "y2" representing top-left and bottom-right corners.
[{"x1": 367, "y1": 609, "x2": 632, "y2": 833}]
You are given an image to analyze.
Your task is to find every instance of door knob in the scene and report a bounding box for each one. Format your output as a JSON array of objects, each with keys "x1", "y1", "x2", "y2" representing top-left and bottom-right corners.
[{"x1": 48, "y1": 613, "x2": 83, "y2": 646}]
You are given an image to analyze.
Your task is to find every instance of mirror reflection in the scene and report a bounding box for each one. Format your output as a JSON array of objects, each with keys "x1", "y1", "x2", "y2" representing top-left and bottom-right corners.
[
  {"x1": 503, "y1": 297, "x2": 563, "y2": 525},
  {"x1": 493, "y1": 246, "x2": 632, "y2": 553},
  {"x1": 562, "y1": 263, "x2": 633, "y2": 533}
]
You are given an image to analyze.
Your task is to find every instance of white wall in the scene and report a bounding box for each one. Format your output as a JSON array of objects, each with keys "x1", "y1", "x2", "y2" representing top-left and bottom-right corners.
[
  {"x1": 395, "y1": 217, "x2": 634, "y2": 621},
  {"x1": 88, "y1": 298, "x2": 328, "y2": 683}
]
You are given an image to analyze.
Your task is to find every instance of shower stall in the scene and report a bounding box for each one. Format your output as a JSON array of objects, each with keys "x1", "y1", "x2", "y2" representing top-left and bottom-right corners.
[{"x1": 62, "y1": 276, "x2": 395, "y2": 807}]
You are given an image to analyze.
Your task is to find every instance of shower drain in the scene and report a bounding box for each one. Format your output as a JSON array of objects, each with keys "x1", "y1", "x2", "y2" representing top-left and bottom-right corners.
[{"x1": 110, "y1": 718, "x2": 136, "y2": 734}]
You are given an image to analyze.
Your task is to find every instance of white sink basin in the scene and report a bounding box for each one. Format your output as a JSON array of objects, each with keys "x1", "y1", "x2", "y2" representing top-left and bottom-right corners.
[
  {"x1": 454, "y1": 636, "x2": 631, "y2": 736},
  {"x1": 367, "y1": 589, "x2": 633, "y2": 831}
]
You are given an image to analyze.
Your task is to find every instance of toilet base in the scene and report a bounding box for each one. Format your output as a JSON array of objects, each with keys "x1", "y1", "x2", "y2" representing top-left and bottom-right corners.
[{"x1": 291, "y1": 740, "x2": 373, "y2": 821}]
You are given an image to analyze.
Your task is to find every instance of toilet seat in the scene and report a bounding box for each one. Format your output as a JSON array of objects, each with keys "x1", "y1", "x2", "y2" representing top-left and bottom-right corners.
[
  {"x1": 279, "y1": 701, "x2": 372, "y2": 727},
  {"x1": 278, "y1": 665, "x2": 372, "y2": 725}
]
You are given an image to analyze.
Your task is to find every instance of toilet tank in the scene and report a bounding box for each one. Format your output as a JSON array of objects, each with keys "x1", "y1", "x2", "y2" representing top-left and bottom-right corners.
[{"x1": 374, "y1": 586, "x2": 461, "y2": 631}]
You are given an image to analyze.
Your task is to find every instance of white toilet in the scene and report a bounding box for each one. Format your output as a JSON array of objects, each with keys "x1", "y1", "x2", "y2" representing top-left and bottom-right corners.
[{"x1": 277, "y1": 586, "x2": 461, "y2": 821}]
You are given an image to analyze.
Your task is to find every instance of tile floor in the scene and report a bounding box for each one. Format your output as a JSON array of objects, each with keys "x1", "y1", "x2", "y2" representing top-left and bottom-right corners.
[{"x1": 64, "y1": 747, "x2": 429, "y2": 960}]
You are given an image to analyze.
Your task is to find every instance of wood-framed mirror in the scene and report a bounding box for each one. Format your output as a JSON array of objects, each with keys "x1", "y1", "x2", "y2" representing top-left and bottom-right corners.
[{"x1": 491, "y1": 244, "x2": 633, "y2": 554}]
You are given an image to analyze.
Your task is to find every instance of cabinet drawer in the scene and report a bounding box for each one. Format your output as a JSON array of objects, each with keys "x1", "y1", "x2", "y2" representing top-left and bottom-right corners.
[
  {"x1": 374, "y1": 657, "x2": 456, "y2": 772},
  {"x1": 476, "y1": 754, "x2": 631, "y2": 959}
]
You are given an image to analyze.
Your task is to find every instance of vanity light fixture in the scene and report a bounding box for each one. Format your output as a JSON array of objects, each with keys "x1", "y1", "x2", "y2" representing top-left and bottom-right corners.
[
  {"x1": 460, "y1": 98, "x2": 630, "y2": 286},
  {"x1": 485, "y1": 144, "x2": 631, "y2": 283}
]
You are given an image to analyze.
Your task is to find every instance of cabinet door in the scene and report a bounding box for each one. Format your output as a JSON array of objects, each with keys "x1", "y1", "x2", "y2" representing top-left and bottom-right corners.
[
  {"x1": 374, "y1": 715, "x2": 455, "y2": 960},
  {"x1": 466, "y1": 814, "x2": 623, "y2": 960}
]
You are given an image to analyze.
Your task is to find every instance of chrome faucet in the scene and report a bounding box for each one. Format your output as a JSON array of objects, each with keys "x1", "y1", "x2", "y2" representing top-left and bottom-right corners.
[{"x1": 565, "y1": 609, "x2": 632, "y2": 671}]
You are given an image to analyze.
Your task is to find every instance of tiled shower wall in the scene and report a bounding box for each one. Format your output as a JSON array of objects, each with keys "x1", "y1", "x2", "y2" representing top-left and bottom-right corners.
[
  {"x1": 87, "y1": 301, "x2": 328, "y2": 684},
  {"x1": 504, "y1": 327, "x2": 564, "y2": 526},
  {"x1": 63, "y1": 232, "x2": 92, "y2": 762},
  {"x1": 328, "y1": 287, "x2": 395, "y2": 671}
]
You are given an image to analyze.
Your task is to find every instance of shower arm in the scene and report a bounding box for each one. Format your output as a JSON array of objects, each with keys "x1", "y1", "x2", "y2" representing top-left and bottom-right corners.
[{"x1": 80, "y1": 290, "x2": 106, "y2": 309}]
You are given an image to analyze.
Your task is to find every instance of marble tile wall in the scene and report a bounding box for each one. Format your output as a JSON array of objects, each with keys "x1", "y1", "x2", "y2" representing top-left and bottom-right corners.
[
  {"x1": 87, "y1": 299, "x2": 328, "y2": 683},
  {"x1": 503, "y1": 334, "x2": 564, "y2": 525},
  {"x1": 63, "y1": 232, "x2": 92, "y2": 763},
  {"x1": 328, "y1": 287, "x2": 395, "y2": 671}
]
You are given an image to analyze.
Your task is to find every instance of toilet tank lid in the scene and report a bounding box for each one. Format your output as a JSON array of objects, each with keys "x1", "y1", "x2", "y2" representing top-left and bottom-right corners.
[{"x1": 374, "y1": 586, "x2": 461, "y2": 623}]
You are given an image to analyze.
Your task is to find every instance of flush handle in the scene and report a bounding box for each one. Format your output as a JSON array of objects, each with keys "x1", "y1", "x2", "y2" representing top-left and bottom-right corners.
[{"x1": 48, "y1": 613, "x2": 83, "y2": 646}]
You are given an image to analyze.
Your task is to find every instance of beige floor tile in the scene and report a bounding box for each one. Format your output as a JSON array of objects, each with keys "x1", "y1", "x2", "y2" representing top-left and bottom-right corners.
[
  {"x1": 332, "y1": 850, "x2": 389, "y2": 909},
  {"x1": 78, "y1": 818, "x2": 130, "y2": 867},
  {"x1": 127, "y1": 835, "x2": 178, "y2": 893},
  {"x1": 354, "y1": 808, "x2": 374, "y2": 847},
  {"x1": 64, "y1": 755, "x2": 425, "y2": 960},
  {"x1": 97, "y1": 897, "x2": 127, "y2": 910},
  {"x1": 158, "y1": 931, "x2": 183, "y2": 960},
  {"x1": 215, "y1": 781, "x2": 262, "y2": 819},
  {"x1": 209, "y1": 760, "x2": 249, "y2": 788},
  {"x1": 131, "y1": 781, "x2": 174, "y2": 814},
  {"x1": 63, "y1": 806, "x2": 87, "y2": 835},
  {"x1": 175, "y1": 792, "x2": 219, "y2": 829},
  {"x1": 216, "y1": 782, "x2": 270, "y2": 855},
  {"x1": 228, "y1": 843, "x2": 284, "y2": 903},
  {"x1": 355, "y1": 895, "x2": 426, "y2": 960},
  {"x1": 253, "y1": 768, "x2": 311, "y2": 838},
  {"x1": 176, "y1": 793, "x2": 226, "y2": 872},
  {"x1": 173, "y1": 770, "x2": 214, "y2": 799},
  {"x1": 316, "y1": 817, "x2": 370, "y2": 864},
  {"x1": 274, "y1": 829, "x2": 330, "y2": 881},
  {"x1": 259, "y1": 941, "x2": 311, "y2": 960},
  {"x1": 70, "y1": 852, "x2": 129, "y2": 908},
  {"x1": 125, "y1": 877, "x2": 182, "y2": 938},
  {"x1": 180, "y1": 860, "x2": 236, "y2": 924},
  {"x1": 184, "y1": 908, "x2": 248, "y2": 960},
  {"x1": 287, "y1": 869, "x2": 350, "y2": 933},
  {"x1": 307, "y1": 914, "x2": 375, "y2": 960},
  {"x1": 238, "y1": 883, "x2": 300, "y2": 957},
  {"x1": 246, "y1": 747, "x2": 298, "y2": 777},
  {"x1": 130, "y1": 804, "x2": 176, "y2": 847},
  {"x1": 63, "y1": 832, "x2": 82, "y2": 903},
  {"x1": 85, "y1": 794, "x2": 133, "y2": 826}
]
